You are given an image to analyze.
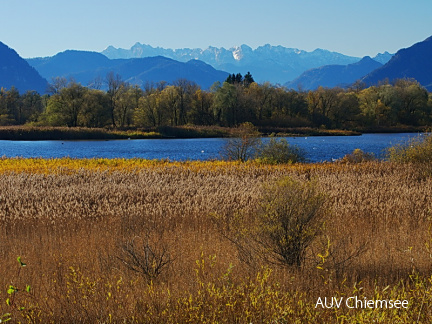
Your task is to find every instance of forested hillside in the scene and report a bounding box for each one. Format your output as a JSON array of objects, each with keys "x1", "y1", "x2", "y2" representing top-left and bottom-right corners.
[{"x1": 0, "y1": 42, "x2": 48, "y2": 94}]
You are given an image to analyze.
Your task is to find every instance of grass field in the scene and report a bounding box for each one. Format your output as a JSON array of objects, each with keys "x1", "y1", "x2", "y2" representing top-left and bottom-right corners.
[{"x1": 1, "y1": 158, "x2": 432, "y2": 323}]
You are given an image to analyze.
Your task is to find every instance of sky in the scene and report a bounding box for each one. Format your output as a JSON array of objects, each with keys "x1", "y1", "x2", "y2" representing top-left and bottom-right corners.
[{"x1": 1, "y1": 0, "x2": 432, "y2": 58}]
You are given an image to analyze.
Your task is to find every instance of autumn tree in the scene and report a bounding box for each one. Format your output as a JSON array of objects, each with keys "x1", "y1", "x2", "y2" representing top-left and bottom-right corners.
[
  {"x1": 173, "y1": 79, "x2": 198, "y2": 125},
  {"x1": 115, "y1": 85, "x2": 141, "y2": 127},
  {"x1": 393, "y1": 79, "x2": 429, "y2": 125},
  {"x1": 160, "y1": 86, "x2": 180, "y2": 126},
  {"x1": 106, "y1": 72, "x2": 125, "y2": 127},
  {"x1": 136, "y1": 91, "x2": 164, "y2": 127},
  {"x1": 189, "y1": 89, "x2": 214, "y2": 125},
  {"x1": 329, "y1": 92, "x2": 361, "y2": 128},
  {"x1": 245, "y1": 82, "x2": 273, "y2": 122}
]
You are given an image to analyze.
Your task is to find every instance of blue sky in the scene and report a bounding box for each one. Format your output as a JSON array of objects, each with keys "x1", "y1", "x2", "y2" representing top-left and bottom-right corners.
[{"x1": 2, "y1": 0, "x2": 432, "y2": 58}]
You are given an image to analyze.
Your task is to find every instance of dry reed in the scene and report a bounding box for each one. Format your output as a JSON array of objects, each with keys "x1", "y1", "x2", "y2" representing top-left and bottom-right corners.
[{"x1": 0, "y1": 159, "x2": 431, "y2": 322}]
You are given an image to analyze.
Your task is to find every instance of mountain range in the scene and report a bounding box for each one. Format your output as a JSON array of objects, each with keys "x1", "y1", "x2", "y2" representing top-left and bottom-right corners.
[
  {"x1": 2, "y1": 36, "x2": 432, "y2": 94},
  {"x1": 361, "y1": 36, "x2": 432, "y2": 90},
  {"x1": 285, "y1": 56, "x2": 383, "y2": 90},
  {"x1": 102, "y1": 43, "x2": 377, "y2": 84},
  {"x1": 285, "y1": 36, "x2": 432, "y2": 91},
  {"x1": 27, "y1": 50, "x2": 229, "y2": 90},
  {"x1": 0, "y1": 42, "x2": 48, "y2": 93}
]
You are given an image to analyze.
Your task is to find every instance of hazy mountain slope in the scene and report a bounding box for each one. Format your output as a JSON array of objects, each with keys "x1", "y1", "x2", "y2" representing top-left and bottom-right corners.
[
  {"x1": 27, "y1": 50, "x2": 114, "y2": 80},
  {"x1": 285, "y1": 56, "x2": 383, "y2": 90},
  {"x1": 27, "y1": 51, "x2": 229, "y2": 89},
  {"x1": 0, "y1": 42, "x2": 48, "y2": 93},
  {"x1": 102, "y1": 43, "x2": 362, "y2": 84},
  {"x1": 362, "y1": 36, "x2": 432, "y2": 90}
]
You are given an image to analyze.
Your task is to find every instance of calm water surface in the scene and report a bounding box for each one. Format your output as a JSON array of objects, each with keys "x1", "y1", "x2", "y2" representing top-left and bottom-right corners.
[{"x1": 0, "y1": 133, "x2": 421, "y2": 162}]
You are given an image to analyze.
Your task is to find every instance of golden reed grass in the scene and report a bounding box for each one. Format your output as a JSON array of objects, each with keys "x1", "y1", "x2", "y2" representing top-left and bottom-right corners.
[{"x1": 0, "y1": 158, "x2": 431, "y2": 322}]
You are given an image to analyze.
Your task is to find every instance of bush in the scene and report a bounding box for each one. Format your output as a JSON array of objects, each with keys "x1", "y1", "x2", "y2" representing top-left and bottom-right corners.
[
  {"x1": 257, "y1": 137, "x2": 306, "y2": 164},
  {"x1": 387, "y1": 133, "x2": 432, "y2": 178},
  {"x1": 338, "y1": 148, "x2": 375, "y2": 163},
  {"x1": 216, "y1": 177, "x2": 327, "y2": 268},
  {"x1": 387, "y1": 133, "x2": 432, "y2": 163},
  {"x1": 255, "y1": 177, "x2": 327, "y2": 267}
]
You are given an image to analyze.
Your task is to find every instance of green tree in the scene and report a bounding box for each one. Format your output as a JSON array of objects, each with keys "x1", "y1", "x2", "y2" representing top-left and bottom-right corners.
[
  {"x1": 225, "y1": 73, "x2": 243, "y2": 85},
  {"x1": 20, "y1": 91, "x2": 44, "y2": 124},
  {"x1": 0, "y1": 88, "x2": 15, "y2": 125},
  {"x1": 43, "y1": 81, "x2": 87, "y2": 127},
  {"x1": 243, "y1": 72, "x2": 255, "y2": 87},
  {"x1": 4, "y1": 87, "x2": 21, "y2": 124},
  {"x1": 358, "y1": 86, "x2": 395, "y2": 127},
  {"x1": 212, "y1": 82, "x2": 244, "y2": 126},
  {"x1": 80, "y1": 89, "x2": 111, "y2": 127}
]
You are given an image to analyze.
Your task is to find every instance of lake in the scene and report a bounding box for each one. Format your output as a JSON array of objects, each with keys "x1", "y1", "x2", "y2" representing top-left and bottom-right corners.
[{"x1": 0, "y1": 133, "x2": 421, "y2": 162}]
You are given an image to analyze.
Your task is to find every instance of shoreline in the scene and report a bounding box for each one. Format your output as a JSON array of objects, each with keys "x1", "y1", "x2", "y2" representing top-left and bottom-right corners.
[{"x1": 0, "y1": 125, "x2": 425, "y2": 141}]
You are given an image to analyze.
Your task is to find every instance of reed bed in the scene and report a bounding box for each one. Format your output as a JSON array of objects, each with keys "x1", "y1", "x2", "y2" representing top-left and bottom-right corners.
[{"x1": 0, "y1": 159, "x2": 431, "y2": 323}]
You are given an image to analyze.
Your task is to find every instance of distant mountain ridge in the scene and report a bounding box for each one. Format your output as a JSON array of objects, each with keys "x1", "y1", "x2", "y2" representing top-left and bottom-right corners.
[
  {"x1": 284, "y1": 36, "x2": 432, "y2": 92},
  {"x1": 372, "y1": 51, "x2": 393, "y2": 64},
  {"x1": 0, "y1": 41, "x2": 48, "y2": 93},
  {"x1": 27, "y1": 51, "x2": 229, "y2": 89},
  {"x1": 102, "y1": 43, "x2": 375, "y2": 84},
  {"x1": 285, "y1": 56, "x2": 383, "y2": 90},
  {"x1": 361, "y1": 36, "x2": 432, "y2": 90}
]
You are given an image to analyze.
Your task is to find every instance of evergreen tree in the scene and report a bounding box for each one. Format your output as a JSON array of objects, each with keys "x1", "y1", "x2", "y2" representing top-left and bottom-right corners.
[
  {"x1": 243, "y1": 71, "x2": 255, "y2": 87},
  {"x1": 235, "y1": 73, "x2": 243, "y2": 83}
]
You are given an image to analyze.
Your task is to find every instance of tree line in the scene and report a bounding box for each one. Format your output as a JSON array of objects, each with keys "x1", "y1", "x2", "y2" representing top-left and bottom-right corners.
[{"x1": 0, "y1": 72, "x2": 431, "y2": 129}]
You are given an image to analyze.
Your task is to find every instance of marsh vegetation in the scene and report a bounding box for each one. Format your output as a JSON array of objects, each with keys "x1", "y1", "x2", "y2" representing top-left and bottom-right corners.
[{"x1": 0, "y1": 156, "x2": 431, "y2": 322}]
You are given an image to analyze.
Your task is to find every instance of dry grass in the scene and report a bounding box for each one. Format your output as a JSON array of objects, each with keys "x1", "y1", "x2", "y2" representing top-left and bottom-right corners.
[{"x1": 0, "y1": 159, "x2": 432, "y2": 322}]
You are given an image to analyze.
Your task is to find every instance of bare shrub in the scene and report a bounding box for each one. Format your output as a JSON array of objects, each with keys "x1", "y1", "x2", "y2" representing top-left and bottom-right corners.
[
  {"x1": 116, "y1": 235, "x2": 173, "y2": 282},
  {"x1": 220, "y1": 122, "x2": 261, "y2": 162}
]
